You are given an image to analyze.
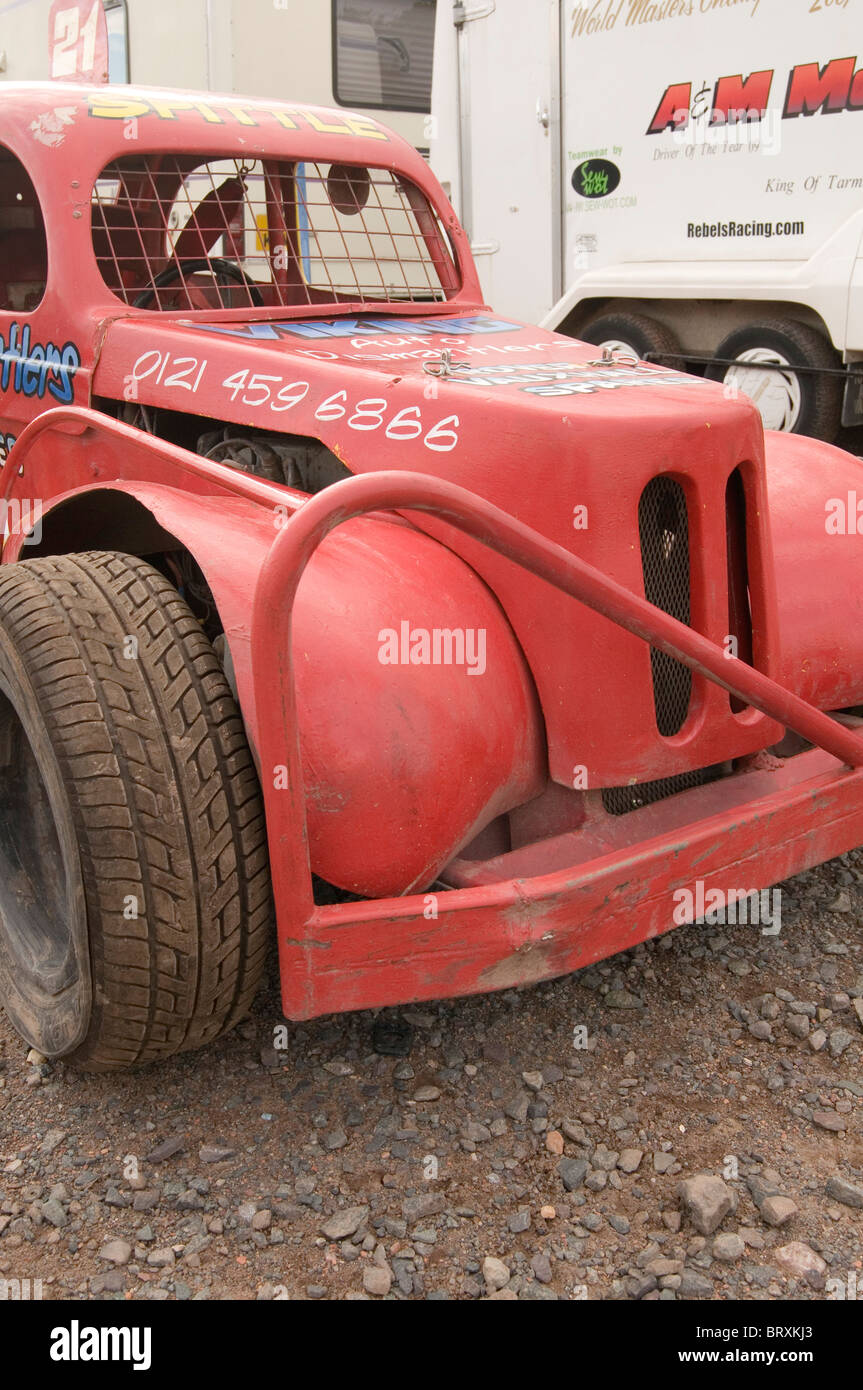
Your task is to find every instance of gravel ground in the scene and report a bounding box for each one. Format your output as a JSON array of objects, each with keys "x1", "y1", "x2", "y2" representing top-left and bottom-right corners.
[{"x1": 1, "y1": 850, "x2": 862, "y2": 1303}]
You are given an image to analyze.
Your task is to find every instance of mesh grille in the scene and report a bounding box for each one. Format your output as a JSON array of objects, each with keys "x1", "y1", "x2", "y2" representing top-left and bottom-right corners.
[
  {"x1": 602, "y1": 767, "x2": 720, "y2": 816},
  {"x1": 638, "y1": 476, "x2": 692, "y2": 736},
  {"x1": 91, "y1": 155, "x2": 456, "y2": 310}
]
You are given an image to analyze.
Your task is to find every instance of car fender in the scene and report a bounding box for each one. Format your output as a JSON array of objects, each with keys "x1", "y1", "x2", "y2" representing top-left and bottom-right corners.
[
  {"x1": 4, "y1": 410, "x2": 546, "y2": 896},
  {"x1": 765, "y1": 431, "x2": 863, "y2": 711}
]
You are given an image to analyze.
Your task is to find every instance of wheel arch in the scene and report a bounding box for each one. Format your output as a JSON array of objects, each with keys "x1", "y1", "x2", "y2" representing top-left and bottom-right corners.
[
  {"x1": 6, "y1": 480, "x2": 278, "y2": 769},
  {"x1": 26, "y1": 487, "x2": 183, "y2": 560},
  {"x1": 1, "y1": 407, "x2": 300, "y2": 756}
]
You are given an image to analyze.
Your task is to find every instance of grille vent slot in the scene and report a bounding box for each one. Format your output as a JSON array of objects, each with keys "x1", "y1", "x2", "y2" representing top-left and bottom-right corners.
[{"x1": 638, "y1": 475, "x2": 692, "y2": 736}]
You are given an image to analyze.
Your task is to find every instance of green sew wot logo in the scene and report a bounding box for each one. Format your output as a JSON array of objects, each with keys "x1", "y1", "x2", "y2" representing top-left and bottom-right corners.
[{"x1": 573, "y1": 159, "x2": 621, "y2": 199}]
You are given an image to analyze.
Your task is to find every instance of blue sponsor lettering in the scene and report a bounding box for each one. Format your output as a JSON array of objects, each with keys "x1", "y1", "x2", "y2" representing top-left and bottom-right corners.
[
  {"x1": 191, "y1": 314, "x2": 520, "y2": 342},
  {"x1": 0, "y1": 323, "x2": 80, "y2": 404}
]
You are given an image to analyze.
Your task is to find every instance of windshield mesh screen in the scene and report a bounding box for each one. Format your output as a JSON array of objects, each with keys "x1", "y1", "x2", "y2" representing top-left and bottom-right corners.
[{"x1": 91, "y1": 154, "x2": 456, "y2": 309}]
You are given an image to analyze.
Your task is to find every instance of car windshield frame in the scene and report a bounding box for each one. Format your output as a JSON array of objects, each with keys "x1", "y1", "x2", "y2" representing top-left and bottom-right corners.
[{"x1": 90, "y1": 150, "x2": 461, "y2": 313}]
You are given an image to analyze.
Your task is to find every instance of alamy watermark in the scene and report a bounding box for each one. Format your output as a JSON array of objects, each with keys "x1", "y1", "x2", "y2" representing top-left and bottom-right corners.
[
  {"x1": 670, "y1": 104, "x2": 782, "y2": 158},
  {"x1": 826, "y1": 1270, "x2": 862, "y2": 1301},
  {"x1": 378, "y1": 621, "x2": 486, "y2": 675},
  {"x1": 1, "y1": 498, "x2": 43, "y2": 545},
  {"x1": 0, "y1": 1277, "x2": 42, "y2": 1300},
  {"x1": 672, "y1": 879, "x2": 782, "y2": 935}
]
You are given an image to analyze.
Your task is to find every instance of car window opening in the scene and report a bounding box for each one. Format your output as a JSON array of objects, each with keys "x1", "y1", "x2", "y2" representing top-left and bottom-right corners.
[
  {"x1": 0, "y1": 147, "x2": 48, "y2": 313},
  {"x1": 91, "y1": 153, "x2": 458, "y2": 310}
]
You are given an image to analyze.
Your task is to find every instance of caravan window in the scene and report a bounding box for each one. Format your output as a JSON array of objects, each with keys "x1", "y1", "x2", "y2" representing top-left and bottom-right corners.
[{"x1": 332, "y1": 0, "x2": 436, "y2": 113}]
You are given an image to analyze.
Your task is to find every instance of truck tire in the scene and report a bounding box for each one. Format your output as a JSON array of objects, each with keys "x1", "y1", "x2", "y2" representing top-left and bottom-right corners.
[
  {"x1": 579, "y1": 313, "x2": 686, "y2": 371},
  {"x1": 0, "y1": 551, "x2": 272, "y2": 1071},
  {"x1": 706, "y1": 319, "x2": 843, "y2": 440}
]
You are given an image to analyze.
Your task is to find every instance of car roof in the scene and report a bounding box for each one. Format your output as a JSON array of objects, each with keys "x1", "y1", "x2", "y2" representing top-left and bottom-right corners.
[{"x1": 2, "y1": 81, "x2": 425, "y2": 177}]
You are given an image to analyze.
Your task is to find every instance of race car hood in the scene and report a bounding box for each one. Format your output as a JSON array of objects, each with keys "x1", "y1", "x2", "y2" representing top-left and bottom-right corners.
[
  {"x1": 93, "y1": 308, "x2": 776, "y2": 789},
  {"x1": 93, "y1": 308, "x2": 762, "y2": 511}
]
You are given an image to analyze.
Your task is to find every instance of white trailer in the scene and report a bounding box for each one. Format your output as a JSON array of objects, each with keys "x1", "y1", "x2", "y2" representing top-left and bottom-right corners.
[{"x1": 431, "y1": 0, "x2": 863, "y2": 438}]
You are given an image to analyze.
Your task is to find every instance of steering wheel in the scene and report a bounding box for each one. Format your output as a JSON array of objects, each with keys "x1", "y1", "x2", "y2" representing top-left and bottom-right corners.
[{"x1": 132, "y1": 257, "x2": 264, "y2": 310}]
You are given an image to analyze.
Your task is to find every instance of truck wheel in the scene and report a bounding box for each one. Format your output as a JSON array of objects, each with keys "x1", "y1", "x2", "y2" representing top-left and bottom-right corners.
[
  {"x1": 0, "y1": 552, "x2": 272, "y2": 1071},
  {"x1": 579, "y1": 313, "x2": 685, "y2": 371},
  {"x1": 706, "y1": 319, "x2": 842, "y2": 440}
]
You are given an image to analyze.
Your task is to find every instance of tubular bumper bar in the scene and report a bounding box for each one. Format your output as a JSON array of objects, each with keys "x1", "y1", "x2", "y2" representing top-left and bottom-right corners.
[{"x1": 252, "y1": 473, "x2": 863, "y2": 1019}]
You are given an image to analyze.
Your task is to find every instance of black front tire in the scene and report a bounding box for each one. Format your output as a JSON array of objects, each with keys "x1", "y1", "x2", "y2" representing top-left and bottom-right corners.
[{"x1": 0, "y1": 552, "x2": 272, "y2": 1070}]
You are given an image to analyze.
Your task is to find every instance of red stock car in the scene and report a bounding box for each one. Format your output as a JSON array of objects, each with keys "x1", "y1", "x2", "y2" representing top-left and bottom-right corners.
[{"x1": 0, "y1": 82, "x2": 862, "y2": 1070}]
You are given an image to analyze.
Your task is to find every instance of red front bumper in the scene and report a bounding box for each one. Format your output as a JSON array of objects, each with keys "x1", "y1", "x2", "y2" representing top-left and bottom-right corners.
[{"x1": 278, "y1": 749, "x2": 861, "y2": 1018}]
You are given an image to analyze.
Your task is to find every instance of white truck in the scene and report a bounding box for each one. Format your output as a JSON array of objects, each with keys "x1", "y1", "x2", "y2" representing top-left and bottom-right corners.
[{"x1": 431, "y1": 0, "x2": 863, "y2": 438}]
